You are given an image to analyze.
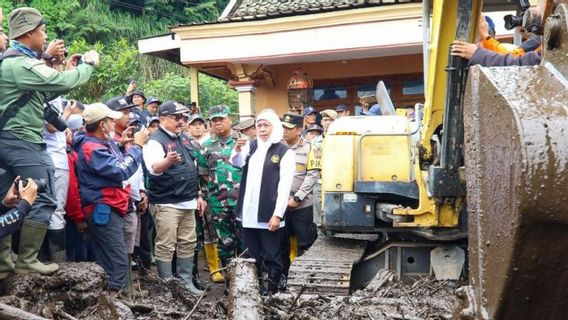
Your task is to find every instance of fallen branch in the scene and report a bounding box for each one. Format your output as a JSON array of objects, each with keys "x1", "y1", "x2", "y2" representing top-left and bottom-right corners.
[
  {"x1": 182, "y1": 289, "x2": 206, "y2": 320},
  {"x1": 287, "y1": 285, "x2": 305, "y2": 314},
  {"x1": 0, "y1": 303, "x2": 48, "y2": 320}
]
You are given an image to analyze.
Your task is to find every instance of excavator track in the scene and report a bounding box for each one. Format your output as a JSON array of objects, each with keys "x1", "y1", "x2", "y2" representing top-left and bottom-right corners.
[{"x1": 287, "y1": 237, "x2": 367, "y2": 295}]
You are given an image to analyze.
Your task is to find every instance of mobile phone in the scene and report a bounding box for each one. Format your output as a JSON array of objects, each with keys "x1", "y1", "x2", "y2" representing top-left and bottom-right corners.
[{"x1": 130, "y1": 79, "x2": 137, "y2": 85}]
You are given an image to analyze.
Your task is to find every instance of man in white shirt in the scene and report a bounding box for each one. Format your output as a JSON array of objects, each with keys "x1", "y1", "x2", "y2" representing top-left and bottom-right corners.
[
  {"x1": 231, "y1": 110, "x2": 295, "y2": 295},
  {"x1": 142, "y1": 101, "x2": 206, "y2": 296}
]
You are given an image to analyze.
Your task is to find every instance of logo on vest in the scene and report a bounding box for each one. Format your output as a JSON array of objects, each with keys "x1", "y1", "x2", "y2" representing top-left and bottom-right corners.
[{"x1": 270, "y1": 155, "x2": 280, "y2": 163}]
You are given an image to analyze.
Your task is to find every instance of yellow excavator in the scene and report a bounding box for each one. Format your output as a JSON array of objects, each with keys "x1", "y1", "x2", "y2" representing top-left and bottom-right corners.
[{"x1": 288, "y1": 0, "x2": 568, "y2": 318}]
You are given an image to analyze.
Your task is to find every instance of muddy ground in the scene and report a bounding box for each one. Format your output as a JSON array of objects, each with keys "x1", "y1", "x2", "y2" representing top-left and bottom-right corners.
[{"x1": 0, "y1": 260, "x2": 461, "y2": 320}]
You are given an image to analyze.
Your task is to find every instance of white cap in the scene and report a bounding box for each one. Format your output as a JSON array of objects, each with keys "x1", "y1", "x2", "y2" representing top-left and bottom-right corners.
[{"x1": 83, "y1": 103, "x2": 123, "y2": 125}]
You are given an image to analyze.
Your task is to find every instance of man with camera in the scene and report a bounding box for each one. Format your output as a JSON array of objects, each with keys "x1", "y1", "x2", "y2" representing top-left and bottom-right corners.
[
  {"x1": 0, "y1": 7, "x2": 99, "y2": 276},
  {"x1": 0, "y1": 178, "x2": 38, "y2": 278}
]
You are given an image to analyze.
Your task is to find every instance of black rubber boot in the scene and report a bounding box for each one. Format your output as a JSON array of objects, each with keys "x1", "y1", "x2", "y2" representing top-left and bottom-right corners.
[
  {"x1": 192, "y1": 248, "x2": 208, "y2": 291},
  {"x1": 267, "y1": 271, "x2": 280, "y2": 295},
  {"x1": 256, "y1": 263, "x2": 268, "y2": 296},
  {"x1": 221, "y1": 258, "x2": 230, "y2": 296}
]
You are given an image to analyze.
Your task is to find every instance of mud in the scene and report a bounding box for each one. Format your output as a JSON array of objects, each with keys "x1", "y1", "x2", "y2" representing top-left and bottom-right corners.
[
  {"x1": 264, "y1": 270, "x2": 461, "y2": 320},
  {"x1": 0, "y1": 262, "x2": 228, "y2": 320}
]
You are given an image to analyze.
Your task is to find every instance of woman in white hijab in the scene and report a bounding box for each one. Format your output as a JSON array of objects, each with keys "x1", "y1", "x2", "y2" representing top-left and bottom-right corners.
[{"x1": 231, "y1": 109, "x2": 295, "y2": 294}]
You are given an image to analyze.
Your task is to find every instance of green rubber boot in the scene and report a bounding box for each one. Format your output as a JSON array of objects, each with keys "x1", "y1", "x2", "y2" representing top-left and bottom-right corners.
[
  {"x1": 14, "y1": 220, "x2": 59, "y2": 275},
  {"x1": 0, "y1": 235, "x2": 14, "y2": 280}
]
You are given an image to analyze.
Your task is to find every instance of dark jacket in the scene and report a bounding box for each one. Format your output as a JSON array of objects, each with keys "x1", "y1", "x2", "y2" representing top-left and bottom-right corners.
[
  {"x1": 0, "y1": 200, "x2": 31, "y2": 238},
  {"x1": 74, "y1": 132, "x2": 142, "y2": 216},
  {"x1": 470, "y1": 47, "x2": 541, "y2": 67}
]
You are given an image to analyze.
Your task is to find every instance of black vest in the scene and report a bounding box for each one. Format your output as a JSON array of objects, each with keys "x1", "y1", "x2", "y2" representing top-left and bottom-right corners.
[
  {"x1": 148, "y1": 128, "x2": 199, "y2": 204},
  {"x1": 235, "y1": 140, "x2": 289, "y2": 223}
]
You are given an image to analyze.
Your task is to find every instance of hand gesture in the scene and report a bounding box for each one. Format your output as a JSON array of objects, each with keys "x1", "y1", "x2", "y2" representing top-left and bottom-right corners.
[
  {"x1": 235, "y1": 137, "x2": 248, "y2": 153},
  {"x1": 126, "y1": 81, "x2": 137, "y2": 96},
  {"x1": 133, "y1": 127, "x2": 149, "y2": 146},
  {"x1": 19, "y1": 178, "x2": 38, "y2": 205},
  {"x1": 165, "y1": 150, "x2": 182, "y2": 165},
  {"x1": 82, "y1": 50, "x2": 100, "y2": 66},
  {"x1": 120, "y1": 126, "x2": 135, "y2": 146},
  {"x1": 451, "y1": 40, "x2": 478, "y2": 60}
]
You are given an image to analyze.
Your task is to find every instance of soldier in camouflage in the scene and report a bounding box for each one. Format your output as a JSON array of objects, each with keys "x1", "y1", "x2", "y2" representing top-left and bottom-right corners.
[{"x1": 196, "y1": 105, "x2": 244, "y2": 284}]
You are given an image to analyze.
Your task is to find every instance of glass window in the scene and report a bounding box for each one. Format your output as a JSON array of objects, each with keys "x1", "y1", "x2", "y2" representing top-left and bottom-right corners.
[
  {"x1": 403, "y1": 80, "x2": 424, "y2": 96},
  {"x1": 357, "y1": 82, "x2": 390, "y2": 98},
  {"x1": 314, "y1": 86, "x2": 347, "y2": 101}
]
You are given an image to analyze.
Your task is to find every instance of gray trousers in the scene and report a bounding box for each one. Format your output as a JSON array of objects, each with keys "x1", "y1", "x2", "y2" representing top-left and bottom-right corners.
[
  {"x1": 88, "y1": 210, "x2": 128, "y2": 291},
  {"x1": 0, "y1": 132, "x2": 56, "y2": 225}
]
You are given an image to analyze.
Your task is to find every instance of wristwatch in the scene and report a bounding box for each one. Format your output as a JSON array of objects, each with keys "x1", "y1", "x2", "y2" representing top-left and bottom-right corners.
[{"x1": 293, "y1": 196, "x2": 301, "y2": 203}]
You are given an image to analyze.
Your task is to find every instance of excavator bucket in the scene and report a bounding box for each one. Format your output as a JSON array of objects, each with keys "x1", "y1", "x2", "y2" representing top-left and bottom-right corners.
[{"x1": 460, "y1": 4, "x2": 568, "y2": 319}]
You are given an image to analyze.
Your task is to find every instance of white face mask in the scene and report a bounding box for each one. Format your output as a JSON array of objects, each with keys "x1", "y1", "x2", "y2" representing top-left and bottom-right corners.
[{"x1": 102, "y1": 122, "x2": 114, "y2": 141}]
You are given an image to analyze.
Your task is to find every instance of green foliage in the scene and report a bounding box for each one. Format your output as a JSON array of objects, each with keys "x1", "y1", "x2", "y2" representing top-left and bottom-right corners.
[{"x1": 0, "y1": 0, "x2": 238, "y2": 110}]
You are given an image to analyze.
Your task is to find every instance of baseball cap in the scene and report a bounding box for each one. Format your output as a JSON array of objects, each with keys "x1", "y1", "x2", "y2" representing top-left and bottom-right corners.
[
  {"x1": 147, "y1": 116, "x2": 159, "y2": 126},
  {"x1": 234, "y1": 118, "x2": 255, "y2": 131},
  {"x1": 128, "y1": 113, "x2": 141, "y2": 126},
  {"x1": 306, "y1": 124, "x2": 323, "y2": 133},
  {"x1": 105, "y1": 96, "x2": 135, "y2": 111},
  {"x1": 158, "y1": 101, "x2": 189, "y2": 116},
  {"x1": 146, "y1": 96, "x2": 162, "y2": 106},
  {"x1": 209, "y1": 105, "x2": 231, "y2": 120},
  {"x1": 320, "y1": 109, "x2": 338, "y2": 120},
  {"x1": 282, "y1": 113, "x2": 304, "y2": 129},
  {"x1": 83, "y1": 103, "x2": 123, "y2": 125},
  {"x1": 362, "y1": 104, "x2": 382, "y2": 116},
  {"x1": 335, "y1": 104, "x2": 348, "y2": 112},
  {"x1": 189, "y1": 114, "x2": 206, "y2": 124},
  {"x1": 8, "y1": 8, "x2": 45, "y2": 40},
  {"x1": 302, "y1": 106, "x2": 316, "y2": 116}
]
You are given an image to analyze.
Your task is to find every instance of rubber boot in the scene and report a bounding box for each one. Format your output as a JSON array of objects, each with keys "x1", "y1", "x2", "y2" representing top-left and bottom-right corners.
[
  {"x1": 47, "y1": 229, "x2": 66, "y2": 263},
  {"x1": 192, "y1": 249, "x2": 208, "y2": 291},
  {"x1": 177, "y1": 257, "x2": 205, "y2": 296},
  {"x1": 289, "y1": 236, "x2": 299, "y2": 262},
  {"x1": 268, "y1": 271, "x2": 280, "y2": 295},
  {"x1": 256, "y1": 262, "x2": 268, "y2": 296},
  {"x1": 0, "y1": 235, "x2": 14, "y2": 280},
  {"x1": 204, "y1": 242, "x2": 224, "y2": 283},
  {"x1": 14, "y1": 220, "x2": 59, "y2": 275},
  {"x1": 120, "y1": 256, "x2": 134, "y2": 301},
  {"x1": 156, "y1": 259, "x2": 173, "y2": 279},
  {"x1": 221, "y1": 258, "x2": 230, "y2": 296}
]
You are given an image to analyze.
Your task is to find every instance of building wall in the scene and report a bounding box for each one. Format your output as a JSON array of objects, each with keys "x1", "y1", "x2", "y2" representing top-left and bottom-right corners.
[{"x1": 254, "y1": 53, "x2": 423, "y2": 116}]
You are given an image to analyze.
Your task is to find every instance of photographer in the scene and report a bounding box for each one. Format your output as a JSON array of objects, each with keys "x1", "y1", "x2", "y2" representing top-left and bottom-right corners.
[
  {"x1": 0, "y1": 7, "x2": 99, "y2": 276},
  {"x1": 0, "y1": 177, "x2": 38, "y2": 280}
]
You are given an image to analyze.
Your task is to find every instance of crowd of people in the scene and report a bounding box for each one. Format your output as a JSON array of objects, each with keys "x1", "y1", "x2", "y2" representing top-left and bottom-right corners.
[{"x1": 0, "y1": 4, "x2": 549, "y2": 300}]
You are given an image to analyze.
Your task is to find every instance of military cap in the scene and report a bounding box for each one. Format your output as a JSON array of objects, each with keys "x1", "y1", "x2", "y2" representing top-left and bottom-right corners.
[
  {"x1": 209, "y1": 105, "x2": 231, "y2": 120},
  {"x1": 105, "y1": 96, "x2": 135, "y2": 111},
  {"x1": 282, "y1": 113, "x2": 304, "y2": 129},
  {"x1": 159, "y1": 101, "x2": 189, "y2": 116},
  {"x1": 189, "y1": 114, "x2": 206, "y2": 124},
  {"x1": 8, "y1": 8, "x2": 45, "y2": 40},
  {"x1": 234, "y1": 118, "x2": 255, "y2": 130}
]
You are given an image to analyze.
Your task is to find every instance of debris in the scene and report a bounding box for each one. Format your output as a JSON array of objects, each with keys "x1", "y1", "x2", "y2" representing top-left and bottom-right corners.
[{"x1": 0, "y1": 303, "x2": 48, "y2": 320}]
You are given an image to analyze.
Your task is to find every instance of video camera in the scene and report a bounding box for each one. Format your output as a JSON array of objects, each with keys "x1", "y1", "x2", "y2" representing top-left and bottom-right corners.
[{"x1": 14, "y1": 178, "x2": 47, "y2": 197}]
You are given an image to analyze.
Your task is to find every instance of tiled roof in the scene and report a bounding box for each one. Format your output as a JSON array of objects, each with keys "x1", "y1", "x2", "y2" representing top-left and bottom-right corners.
[{"x1": 220, "y1": 0, "x2": 420, "y2": 22}]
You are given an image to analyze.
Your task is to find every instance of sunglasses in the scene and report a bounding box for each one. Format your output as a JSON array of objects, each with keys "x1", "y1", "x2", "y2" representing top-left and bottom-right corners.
[{"x1": 167, "y1": 114, "x2": 188, "y2": 122}]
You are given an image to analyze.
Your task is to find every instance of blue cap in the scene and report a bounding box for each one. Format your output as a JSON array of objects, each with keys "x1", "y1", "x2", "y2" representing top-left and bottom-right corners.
[
  {"x1": 189, "y1": 114, "x2": 206, "y2": 124},
  {"x1": 362, "y1": 104, "x2": 382, "y2": 116},
  {"x1": 147, "y1": 116, "x2": 159, "y2": 126},
  {"x1": 146, "y1": 96, "x2": 162, "y2": 106},
  {"x1": 485, "y1": 16, "x2": 496, "y2": 37},
  {"x1": 302, "y1": 106, "x2": 316, "y2": 116}
]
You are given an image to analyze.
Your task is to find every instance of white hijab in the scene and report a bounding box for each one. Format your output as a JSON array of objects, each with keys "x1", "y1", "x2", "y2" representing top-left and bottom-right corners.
[{"x1": 256, "y1": 109, "x2": 283, "y2": 147}]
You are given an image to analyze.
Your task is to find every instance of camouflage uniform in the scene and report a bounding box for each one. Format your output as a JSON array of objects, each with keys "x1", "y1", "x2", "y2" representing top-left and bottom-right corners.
[{"x1": 196, "y1": 130, "x2": 244, "y2": 260}]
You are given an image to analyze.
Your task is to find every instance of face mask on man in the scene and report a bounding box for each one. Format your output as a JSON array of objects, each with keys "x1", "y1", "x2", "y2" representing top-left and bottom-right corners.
[{"x1": 102, "y1": 122, "x2": 115, "y2": 141}]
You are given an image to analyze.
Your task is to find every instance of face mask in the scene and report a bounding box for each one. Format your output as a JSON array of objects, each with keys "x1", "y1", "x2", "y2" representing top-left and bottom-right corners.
[{"x1": 102, "y1": 122, "x2": 115, "y2": 141}]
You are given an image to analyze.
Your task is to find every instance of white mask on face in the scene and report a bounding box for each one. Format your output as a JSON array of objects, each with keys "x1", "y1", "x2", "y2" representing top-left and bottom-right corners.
[{"x1": 102, "y1": 122, "x2": 115, "y2": 141}]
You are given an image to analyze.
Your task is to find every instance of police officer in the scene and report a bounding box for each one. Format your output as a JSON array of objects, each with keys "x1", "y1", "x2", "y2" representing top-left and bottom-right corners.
[
  {"x1": 280, "y1": 113, "x2": 319, "y2": 288},
  {"x1": 196, "y1": 105, "x2": 244, "y2": 284},
  {"x1": 0, "y1": 7, "x2": 98, "y2": 276}
]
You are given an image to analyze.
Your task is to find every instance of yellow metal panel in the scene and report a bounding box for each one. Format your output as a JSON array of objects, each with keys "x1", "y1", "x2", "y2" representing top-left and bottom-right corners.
[
  {"x1": 360, "y1": 136, "x2": 412, "y2": 182},
  {"x1": 322, "y1": 135, "x2": 356, "y2": 192}
]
